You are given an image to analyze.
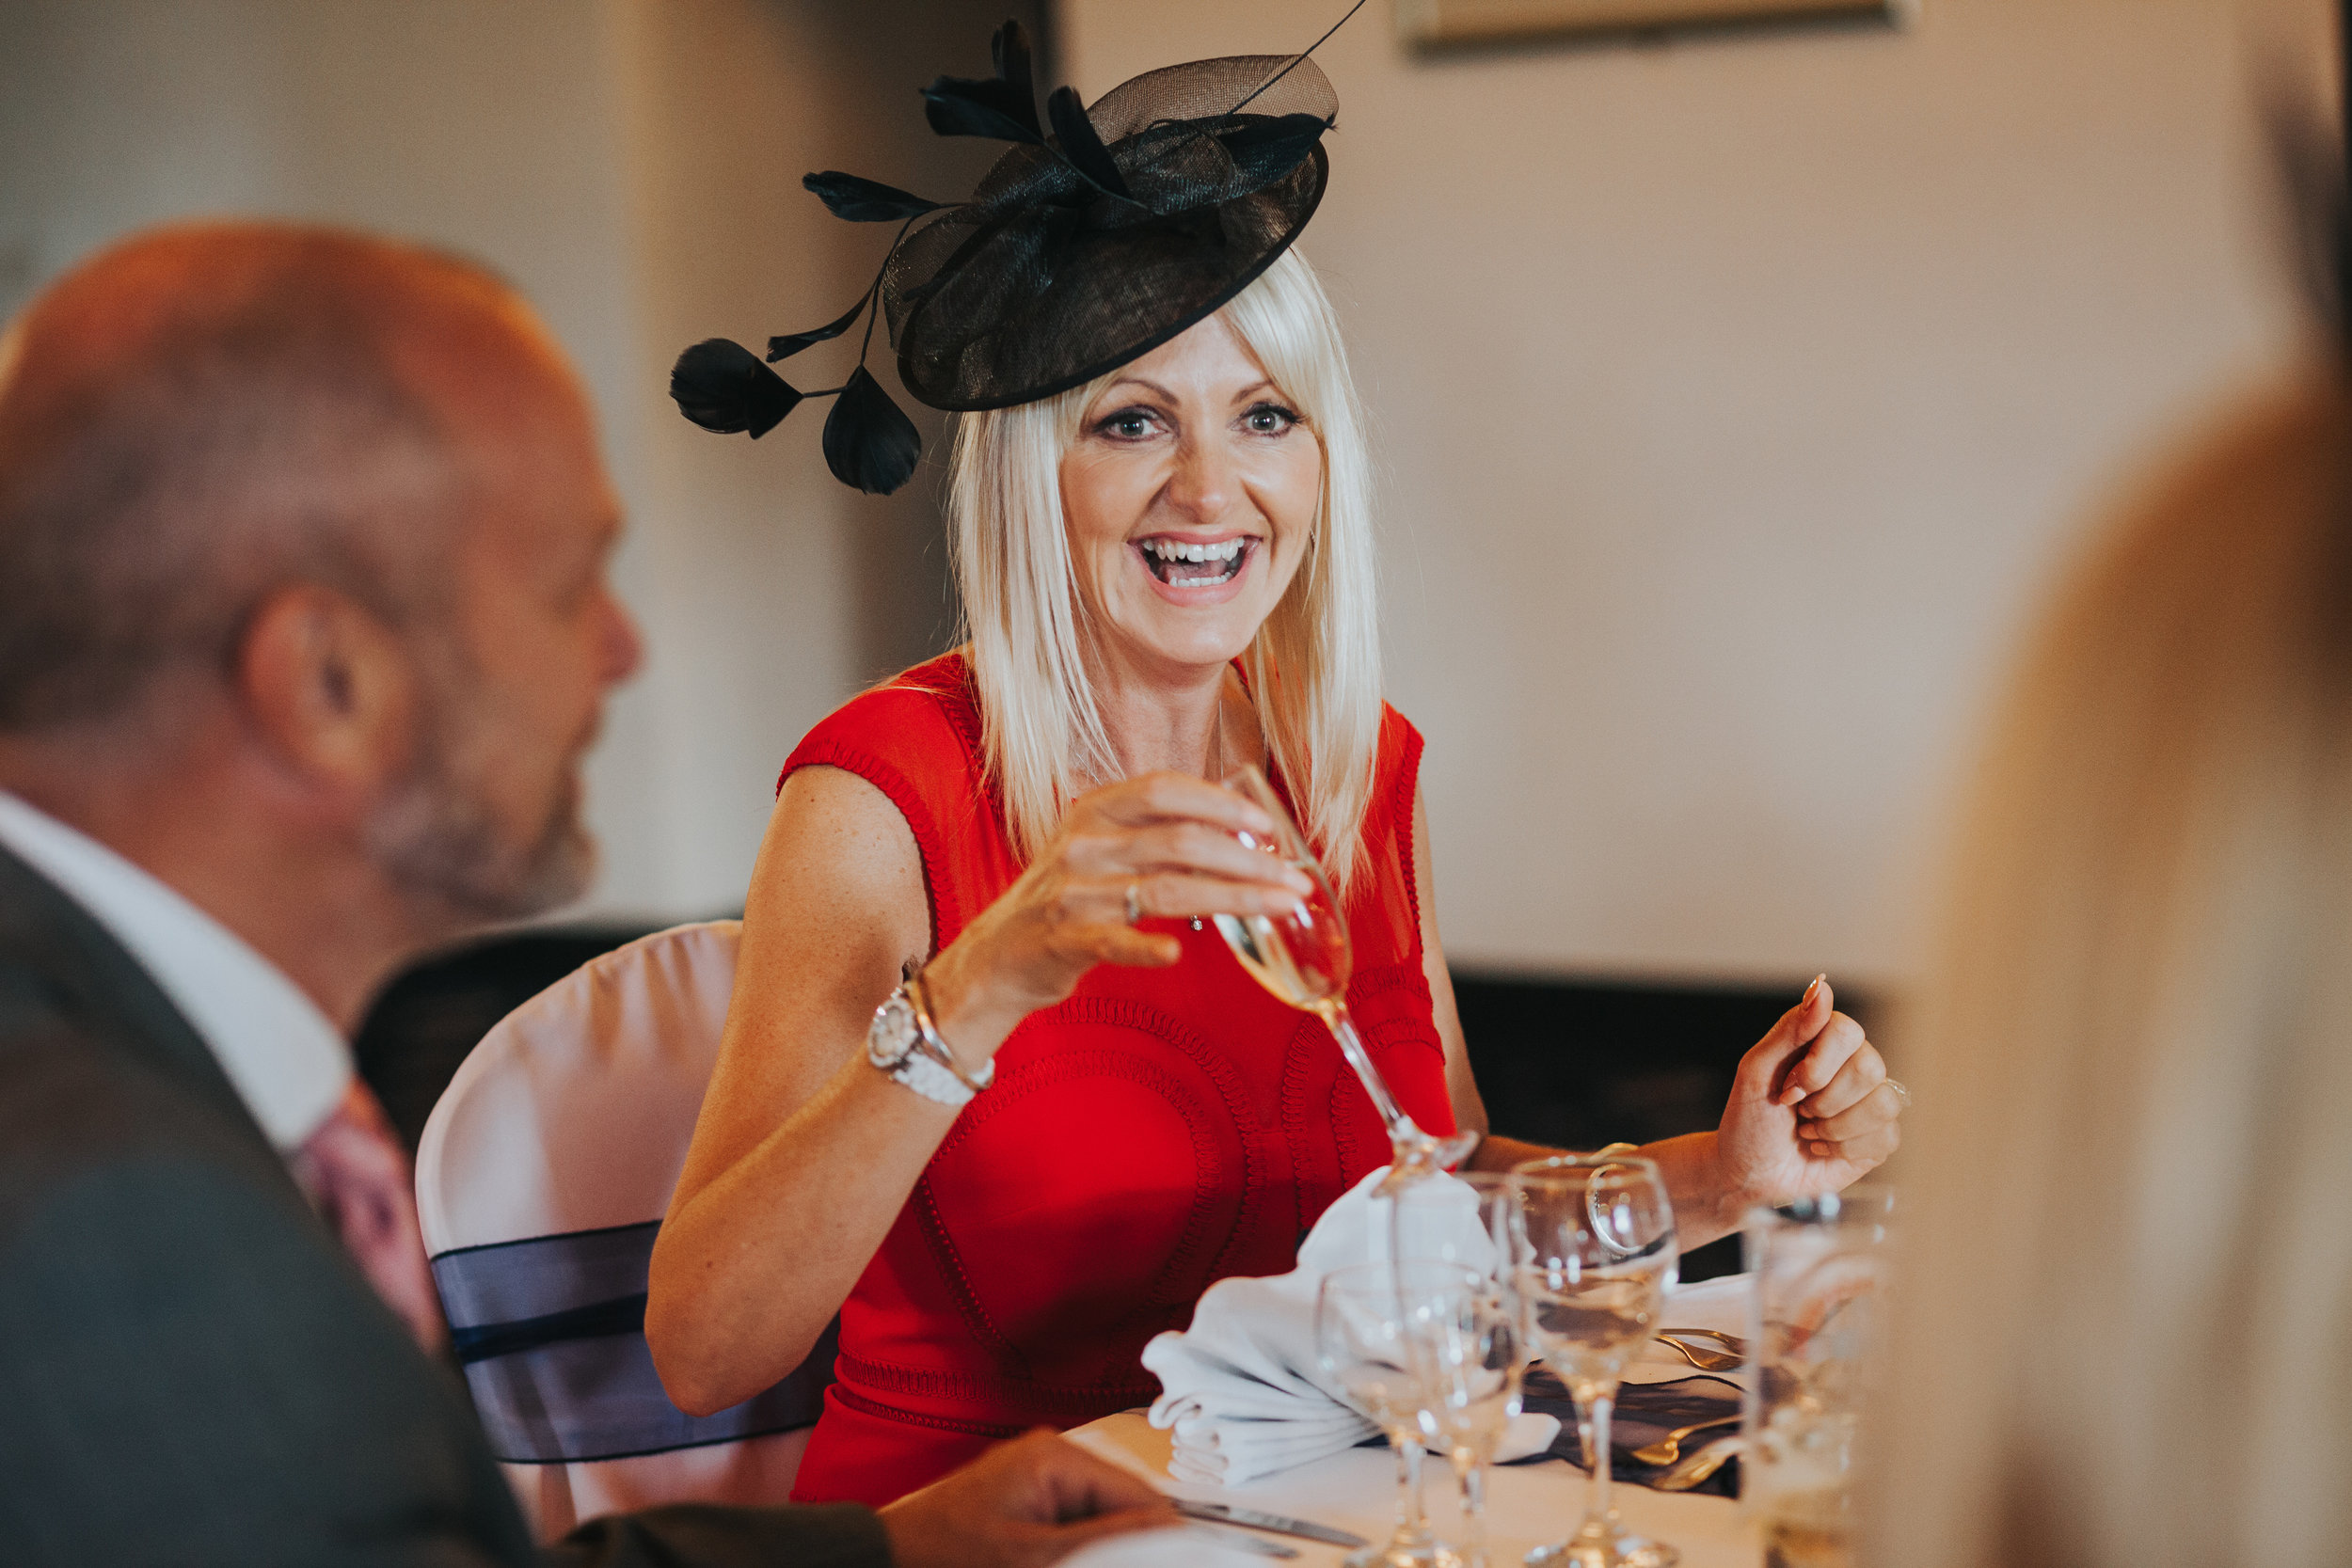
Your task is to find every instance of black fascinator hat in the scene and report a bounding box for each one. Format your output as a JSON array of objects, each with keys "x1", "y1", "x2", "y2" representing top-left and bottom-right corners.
[{"x1": 669, "y1": 6, "x2": 1359, "y2": 496}]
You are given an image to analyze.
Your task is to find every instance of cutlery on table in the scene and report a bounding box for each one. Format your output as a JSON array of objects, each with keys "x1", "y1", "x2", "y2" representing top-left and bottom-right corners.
[
  {"x1": 1182, "y1": 1522, "x2": 1300, "y2": 1558},
  {"x1": 1174, "y1": 1498, "x2": 1370, "y2": 1549},
  {"x1": 1652, "y1": 1334, "x2": 1742, "y2": 1372},
  {"x1": 1661, "y1": 1326, "x2": 1747, "y2": 1353},
  {"x1": 1649, "y1": 1435, "x2": 1741, "y2": 1493},
  {"x1": 1629, "y1": 1414, "x2": 1743, "y2": 1466}
]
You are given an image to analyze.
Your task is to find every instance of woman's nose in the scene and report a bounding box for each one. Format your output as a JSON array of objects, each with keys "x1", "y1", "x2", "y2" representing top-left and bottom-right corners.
[{"x1": 1164, "y1": 434, "x2": 1234, "y2": 525}]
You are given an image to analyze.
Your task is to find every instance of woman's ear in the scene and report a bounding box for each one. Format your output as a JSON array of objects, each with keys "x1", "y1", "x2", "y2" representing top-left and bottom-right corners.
[{"x1": 232, "y1": 583, "x2": 421, "y2": 818}]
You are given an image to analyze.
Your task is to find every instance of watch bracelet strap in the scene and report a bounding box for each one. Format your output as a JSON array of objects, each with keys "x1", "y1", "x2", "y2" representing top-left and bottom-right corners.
[
  {"x1": 904, "y1": 969, "x2": 994, "y2": 1094},
  {"x1": 890, "y1": 1046, "x2": 978, "y2": 1107}
]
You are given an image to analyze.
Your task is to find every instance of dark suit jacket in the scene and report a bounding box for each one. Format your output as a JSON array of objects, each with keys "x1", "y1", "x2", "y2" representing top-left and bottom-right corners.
[{"x1": 0, "y1": 844, "x2": 891, "y2": 1567}]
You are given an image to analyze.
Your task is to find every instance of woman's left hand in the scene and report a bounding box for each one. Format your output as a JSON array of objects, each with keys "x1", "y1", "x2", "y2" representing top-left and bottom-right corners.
[{"x1": 1712, "y1": 975, "x2": 1902, "y2": 1215}]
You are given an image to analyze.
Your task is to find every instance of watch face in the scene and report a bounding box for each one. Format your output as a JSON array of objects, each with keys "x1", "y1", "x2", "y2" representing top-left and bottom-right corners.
[{"x1": 867, "y1": 991, "x2": 919, "y2": 1069}]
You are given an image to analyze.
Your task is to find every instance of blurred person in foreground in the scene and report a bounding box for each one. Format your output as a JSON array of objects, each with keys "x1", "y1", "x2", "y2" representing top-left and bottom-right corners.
[
  {"x1": 0, "y1": 221, "x2": 1170, "y2": 1566},
  {"x1": 1871, "y1": 363, "x2": 2352, "y2": 1566}
]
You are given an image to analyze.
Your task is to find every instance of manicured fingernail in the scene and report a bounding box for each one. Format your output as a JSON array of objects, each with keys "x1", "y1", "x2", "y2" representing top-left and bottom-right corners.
[{"x1": 1800, "y1": 974, "x2": 1824, "y2": 1009}]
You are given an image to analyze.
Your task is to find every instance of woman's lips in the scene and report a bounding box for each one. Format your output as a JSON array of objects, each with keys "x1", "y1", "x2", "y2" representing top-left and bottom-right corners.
[{"x1": 1136, "y1": 536, "x2": 1254, "y2": 599}]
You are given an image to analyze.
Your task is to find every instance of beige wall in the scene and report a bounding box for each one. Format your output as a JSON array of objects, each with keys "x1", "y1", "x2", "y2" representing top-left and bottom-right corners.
[
  {"x1": 1057, "y1": 0, "x2": 2324, "y2": 981},
  {"x1": 0, "y1": 0, "x2": 1020, "y2": 923},
  {"x1": 1, "y1": 0, "x2": 2334, "y2": 982}
]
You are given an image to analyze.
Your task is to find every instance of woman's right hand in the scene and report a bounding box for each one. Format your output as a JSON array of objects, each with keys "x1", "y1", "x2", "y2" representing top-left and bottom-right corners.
[{"x1": 922, "y1": 771, "x2": 1311, "y2": 1054}]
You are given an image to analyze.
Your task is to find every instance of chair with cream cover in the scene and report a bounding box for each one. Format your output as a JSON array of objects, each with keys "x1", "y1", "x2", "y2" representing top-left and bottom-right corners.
[{"x1": 416, "y1": 920, "x2": 834, "y2": 1540}]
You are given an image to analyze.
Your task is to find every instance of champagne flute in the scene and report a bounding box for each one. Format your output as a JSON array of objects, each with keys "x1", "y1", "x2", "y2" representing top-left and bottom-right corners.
[
  {"x1": 1216, "y1": 765, "x2": 1479, "y2": 1191},
  {"x1": 1318, "y1": 1261, "x2": 1469, "y2": 1568},
  {"x1": 1512, "y1": 1157, "x2": 1680, "y2": 1568}
]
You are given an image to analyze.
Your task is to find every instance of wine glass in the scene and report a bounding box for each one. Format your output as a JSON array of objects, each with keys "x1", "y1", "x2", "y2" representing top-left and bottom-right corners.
[
  {"x1": 1511, "y1": 1156, "x2": 1680, "y2": 1568},
  {"x1": 1743, "y1": 1187, "x2": 1896, "y2": 1568},
  {"x1": 1216, "y1": 765, "x2": 1479, "y2": 1191},
  {"x1": 1406, "y1": 1259, "x2": 1528, "y2": 1568},
  {"x1": 1318, "y1": 1260, "x2": 1470, "y2": 1568}
]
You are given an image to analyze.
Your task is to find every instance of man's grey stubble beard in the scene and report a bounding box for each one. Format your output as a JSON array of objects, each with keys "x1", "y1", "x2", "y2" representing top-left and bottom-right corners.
[{"x1": 361, "y1": 683, "x2": 596, "y2": 930}]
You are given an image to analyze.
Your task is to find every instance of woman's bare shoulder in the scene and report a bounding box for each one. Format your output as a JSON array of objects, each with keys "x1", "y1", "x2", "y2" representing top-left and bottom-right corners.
[{"x1": 747, "y1": 764, "x2": 927, "y2": 958}]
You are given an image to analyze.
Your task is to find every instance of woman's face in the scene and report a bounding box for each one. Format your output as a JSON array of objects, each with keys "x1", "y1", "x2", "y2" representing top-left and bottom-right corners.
[{"x1": 1060, "y1": 313, "x2": 1322, "y2": 680}]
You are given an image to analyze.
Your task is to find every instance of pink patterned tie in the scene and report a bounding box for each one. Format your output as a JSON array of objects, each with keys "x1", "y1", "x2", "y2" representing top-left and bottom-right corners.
[{"x1": 290, "y1": 1079, "x2": 446, "y2": 1352}]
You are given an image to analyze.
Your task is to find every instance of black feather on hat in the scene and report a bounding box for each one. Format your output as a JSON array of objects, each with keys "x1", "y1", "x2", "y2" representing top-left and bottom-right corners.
[{"x1": 669, "y1": 7, "x2": 1359, "y2": 497}]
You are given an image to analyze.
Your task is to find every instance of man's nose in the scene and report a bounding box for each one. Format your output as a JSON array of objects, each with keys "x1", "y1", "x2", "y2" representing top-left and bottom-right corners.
[{"x1": 599, "y1": 591, "x2": 644, "y2": 687}]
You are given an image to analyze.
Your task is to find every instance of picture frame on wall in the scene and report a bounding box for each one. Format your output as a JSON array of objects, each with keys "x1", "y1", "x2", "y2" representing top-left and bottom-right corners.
[{"x1": 1396, "y1": 0, "x2": 1916, "y2": 47}]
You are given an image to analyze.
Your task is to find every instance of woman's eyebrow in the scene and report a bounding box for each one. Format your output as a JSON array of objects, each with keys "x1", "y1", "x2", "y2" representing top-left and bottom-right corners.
[
  {"x1": 1100, "y1": 375, "x2": 1175, "y2": 404},
  {"x1": 1228, "y1": 380, "x2": 1277, "y2": 404}
]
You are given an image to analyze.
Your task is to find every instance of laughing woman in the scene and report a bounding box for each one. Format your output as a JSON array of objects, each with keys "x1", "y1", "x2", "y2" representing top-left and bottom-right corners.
[{"x1": 647, "y1": 24, "x2": 1905, "y2": 1506}]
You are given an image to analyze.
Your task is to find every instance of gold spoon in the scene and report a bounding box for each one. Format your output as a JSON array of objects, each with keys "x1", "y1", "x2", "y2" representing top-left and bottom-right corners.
[{"x1": 1630, "y1": 1414, "x2": 1742, "y2": 1466}]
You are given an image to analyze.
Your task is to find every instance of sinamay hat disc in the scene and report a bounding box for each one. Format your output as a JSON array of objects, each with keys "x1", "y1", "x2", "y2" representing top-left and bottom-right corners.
[
  {"x1": 885, "y1": 55, "x2": 1336, "y2": 411},
  {"x1": 668, "y1": 23, "x2": 1343, "y2": 493}
]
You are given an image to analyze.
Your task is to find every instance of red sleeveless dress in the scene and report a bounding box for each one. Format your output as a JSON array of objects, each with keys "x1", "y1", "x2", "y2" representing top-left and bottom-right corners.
[{"x1": 778, "y1": 652, "x2": 1455, "y2": 1505}]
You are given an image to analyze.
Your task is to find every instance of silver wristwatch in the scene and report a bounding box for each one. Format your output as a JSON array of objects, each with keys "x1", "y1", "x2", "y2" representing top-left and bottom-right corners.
[{"x1": 866, "y1": 968, "x2": 993, "y2": 1106}]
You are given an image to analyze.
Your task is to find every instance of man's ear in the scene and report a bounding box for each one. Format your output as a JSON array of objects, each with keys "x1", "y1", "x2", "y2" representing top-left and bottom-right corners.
[{"x1": 233, "y1": 584, "x2": 421, "y2": 817}]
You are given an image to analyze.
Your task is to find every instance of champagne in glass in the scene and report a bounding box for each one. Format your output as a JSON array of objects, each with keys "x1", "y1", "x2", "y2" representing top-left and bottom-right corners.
[
  {"x1": 1216, "y1": 766, "x2": 1480, "y2": 1189},
  {"x1": 1512, "y1": 1157, "x2": 1680, "y2": 1568}
]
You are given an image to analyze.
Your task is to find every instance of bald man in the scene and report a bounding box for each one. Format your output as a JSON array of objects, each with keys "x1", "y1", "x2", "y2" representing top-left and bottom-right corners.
[{"x1": 0, "y1": 225, "x2": 1169, "y2": 1567}]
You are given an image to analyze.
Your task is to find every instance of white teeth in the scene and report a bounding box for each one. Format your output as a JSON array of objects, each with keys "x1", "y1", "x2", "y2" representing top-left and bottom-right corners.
[{"x1": 1144, "y1": 538, "x2": 1247, "y2": 562}]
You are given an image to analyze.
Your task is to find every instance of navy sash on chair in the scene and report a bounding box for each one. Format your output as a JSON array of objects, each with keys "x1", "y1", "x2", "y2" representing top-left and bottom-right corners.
[{"x1": 433, "y1": 1219, "x2": 835, "y2": 1464}]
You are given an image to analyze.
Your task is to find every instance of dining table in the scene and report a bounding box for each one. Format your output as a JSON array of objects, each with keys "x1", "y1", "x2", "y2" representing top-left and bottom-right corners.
[{"x1": 1060, "y1": 1275, "x2": 1763, "y2": 1567}]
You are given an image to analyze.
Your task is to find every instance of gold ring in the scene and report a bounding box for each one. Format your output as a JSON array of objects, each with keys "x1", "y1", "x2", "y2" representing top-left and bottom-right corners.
[
  {"x1": 1124, "y1": 881, "x2": 1143, "y2": 925},
  {"x1": 1883, "y1": 1078, "x2": 1913, "y2": 1110}
]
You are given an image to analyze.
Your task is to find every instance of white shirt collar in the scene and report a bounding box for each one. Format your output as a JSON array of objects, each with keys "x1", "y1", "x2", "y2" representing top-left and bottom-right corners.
[{"x1": 0, "y1": 790, "x2": 351, "y2": 1151}]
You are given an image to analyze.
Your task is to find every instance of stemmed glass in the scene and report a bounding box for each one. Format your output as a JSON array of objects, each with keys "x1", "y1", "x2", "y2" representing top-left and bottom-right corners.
[
  {"x1": 1389, "y1": 1170, "x2": 1531, "y2": 1561},
  {"x1": 1318, "y1": 1260, "x2": 1475, "y2": 1568},
  {"x1": 1378, "y1": 1172, "x2": 1530, "y2": 1567},
  {"x1": 1216, "y1": 765, "x2": 1480, "y2": 1191},
  {"x1": 1407, "y1": 1259, "x2": 1527, "y2": 1568},
  {"x1": 1512, "y1": 1156, "x2": 1681, "y2": 1568}
]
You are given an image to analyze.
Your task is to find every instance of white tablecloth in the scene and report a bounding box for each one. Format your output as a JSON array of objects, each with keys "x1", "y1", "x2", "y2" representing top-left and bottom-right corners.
[{"x1": 1064, "y1": 1275, "x2": 1762, "y2": 1567}]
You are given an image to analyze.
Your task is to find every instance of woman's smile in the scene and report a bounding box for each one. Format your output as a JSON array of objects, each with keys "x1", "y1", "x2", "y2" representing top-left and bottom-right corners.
[{"x1": 1133, "y1": 532, "x2": 1260, "y2": 605}]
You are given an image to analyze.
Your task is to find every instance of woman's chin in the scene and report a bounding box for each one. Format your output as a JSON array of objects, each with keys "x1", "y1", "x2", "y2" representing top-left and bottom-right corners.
[{"x1": 1108, "y1": 609, "x2": 1265, "y2": 675}]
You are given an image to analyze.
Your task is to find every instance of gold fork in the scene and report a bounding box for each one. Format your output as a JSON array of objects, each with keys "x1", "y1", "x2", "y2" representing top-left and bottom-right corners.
[
  {"x1": 1629, "y1": 1414, "x2": 1742, "y2": 1466},
  {"x1": 1650, "y1": 1434, "x2": 1742, "y2": 1491},
  {"x1": 1652, "y1": 1333, "x2": 1741, "y2": 1372}
]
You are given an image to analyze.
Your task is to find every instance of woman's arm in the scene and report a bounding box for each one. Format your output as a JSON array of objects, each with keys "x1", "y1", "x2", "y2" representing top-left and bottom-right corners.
[
  {"x1": 646, "y1": 765, "x2": 1312, "y2": 1416},
  {"x1": 1415, "y1": 783, "x2": 1902, "y2": 1250},
  {"x1": 646, "y1": 765, "x2": 951, "y2": 1415}
]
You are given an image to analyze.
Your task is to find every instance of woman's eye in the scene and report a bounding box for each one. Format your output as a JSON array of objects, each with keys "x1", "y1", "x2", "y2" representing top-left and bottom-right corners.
[
  {"x1": 1244, "y1": 404, "x2": 1298, "y2": 435},
  {"x1": 1098, "y1": 409, "x2": 1157, "y2": 440}
]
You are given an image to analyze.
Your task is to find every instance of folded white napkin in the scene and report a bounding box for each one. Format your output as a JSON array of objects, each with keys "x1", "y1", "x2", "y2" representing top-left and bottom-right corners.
[{"x1": 1142, "y1": 1167, "x2": 1558, "y2": 1487}]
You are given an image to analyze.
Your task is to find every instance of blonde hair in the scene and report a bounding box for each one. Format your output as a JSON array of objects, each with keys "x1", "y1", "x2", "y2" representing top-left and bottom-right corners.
[
  {"x1": 1871, "y1": 372, "x2": 2352, "y2": 1568},
  {"x1": 945, "y1": 248, "x2": 1384, "y2": 892}
]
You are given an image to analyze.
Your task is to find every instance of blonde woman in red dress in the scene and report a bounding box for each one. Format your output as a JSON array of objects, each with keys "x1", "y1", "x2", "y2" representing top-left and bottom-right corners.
[{"x1": 646, "y1": 23, "x2": 1905, "y2": 1507}]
